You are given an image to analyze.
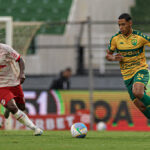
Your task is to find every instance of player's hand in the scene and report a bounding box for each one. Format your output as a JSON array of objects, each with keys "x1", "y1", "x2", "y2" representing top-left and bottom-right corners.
[
  {"x1": 19, "y1": 73, "x2": 26, "y2": 84},
  {"x1": 114, "y1": 53, "x2": 123, "y2": 61}
]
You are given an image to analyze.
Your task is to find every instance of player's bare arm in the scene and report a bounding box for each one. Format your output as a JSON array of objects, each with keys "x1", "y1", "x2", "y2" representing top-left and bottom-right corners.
[
  {"x1": 18, "y1": 57, "x2": 25, "y2": 84},
  {"x1": 106, "y1": 50, "x2": 123, "y2": 61}
]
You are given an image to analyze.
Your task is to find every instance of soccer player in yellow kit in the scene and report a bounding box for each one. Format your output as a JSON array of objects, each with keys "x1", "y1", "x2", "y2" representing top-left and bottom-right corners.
[{"x1": 106, "y1": 13, "x2": 150, "y2": 119}]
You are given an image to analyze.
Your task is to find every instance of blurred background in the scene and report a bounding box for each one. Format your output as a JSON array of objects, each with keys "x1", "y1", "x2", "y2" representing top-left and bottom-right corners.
[{"x1": 0, "y1": 0, "x2": 150, "y2": 131}]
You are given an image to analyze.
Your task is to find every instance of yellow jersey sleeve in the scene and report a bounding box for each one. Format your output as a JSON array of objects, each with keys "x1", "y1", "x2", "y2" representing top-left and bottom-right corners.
[
  {"x1": 108, "y1": 36, "x2": 117, "y2": 53},
  {"x1": 140, "y1": 33, "x2": 150, "y2": 47},
  {"x1": 144, "y1": 39, "x2": 150, "y2": 47}
]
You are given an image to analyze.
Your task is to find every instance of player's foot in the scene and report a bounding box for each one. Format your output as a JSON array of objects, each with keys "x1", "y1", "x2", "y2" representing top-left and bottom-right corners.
[
  {"x1": 4, "y1": 109, "x2": 10, "y2": 119},
  {"x1": 34, "y1": 128, "x2": 43, "y2": 136}
]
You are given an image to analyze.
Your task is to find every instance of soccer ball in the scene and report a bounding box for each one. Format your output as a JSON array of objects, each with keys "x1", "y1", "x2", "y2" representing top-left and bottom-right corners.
[
  {"x1": 97, "y1": 121, "x2": 107, "y2": 131},
  {"x1": 71, "y1": 122, "x2": 88, "y2": 138}
]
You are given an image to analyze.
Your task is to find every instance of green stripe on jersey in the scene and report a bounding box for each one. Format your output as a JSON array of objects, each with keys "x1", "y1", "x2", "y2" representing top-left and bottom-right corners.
[
  {"x1": 108, "y1": 31, "x2": 121, "y2": 50},
  {"x1": 116, "y1": 46, "x2": 144, "y2": 57},
  {"x1": 133, "y1": 30, "x2": 150, "y2": 42}
]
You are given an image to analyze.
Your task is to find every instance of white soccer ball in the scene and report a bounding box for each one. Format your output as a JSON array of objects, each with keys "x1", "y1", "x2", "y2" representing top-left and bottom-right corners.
[
  {"x1": 71, "y1": 122, "x2": 88, "y2": 138},
  {"x1": 97, "y1": 121, "x2": 107, "y2": 131}
]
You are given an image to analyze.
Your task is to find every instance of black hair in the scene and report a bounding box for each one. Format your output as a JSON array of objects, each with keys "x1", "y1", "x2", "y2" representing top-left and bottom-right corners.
[
  {"x1": 65, "y1": 67, "x2": 72, "y2": 72},
  {"x1": 118, "y1": 13, "x2": 132, "y2": 21}
]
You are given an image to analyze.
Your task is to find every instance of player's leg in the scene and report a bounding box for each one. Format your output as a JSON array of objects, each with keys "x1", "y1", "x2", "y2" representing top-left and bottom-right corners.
[
  {"x1": 5, "y1": 99, "x2": 43, "y2": 135},
  {"x1": 132, "y1": 98, "x2": 150, "y2": 118},
  {"x1": 132, "y1": 70, "x2": 150, "y2": 118},
  {"x1": 4, "y1": 101, "x2": 27, "y2": 119},
  {"x1": 0, "y1": 87, "x2": 43, "y2": 135},
  {"x1": 15, "y1": 97, "x2": 26, "y2": 114},
  {"x1": 16, "y1": 102, "x2": 26, "y2": 111},
  {"x1": 134, "y1": 98, "x2": 150, "y2": 119},
  {"x1": 4, "y1": 103, "x2": 25, "y2": 119},
  {"x1": 133, "y1": 82, "x2": 150, "y2": 103},
  {"x1": 132, "y1": 82, "x2": 145, "y2": 99},
  {"x1": 131, "y1": 85, "x2": 150, "y2": 118},
  {"x1": 4, "y1": 91, "x2": 26, "y2": 119},
  {"x1": 133, "y1": 98, "x2": 146, "y2": 112},
  {"x1": 7, "y1": 85, "x2": 43, "y2": 135},
  {"x1": 132, "y1": 69, "x2": 150, "y2": 106},
  {"x1": 4, "y1": 108, "x2": 10, "y2": 119},
  {"x1": 124, "y1": 71, "x2": 150, "y2": 119},
  {"x1": 4, "y1": 85, "x2": 26, "y2": 119},
  {"x1": 11, "y1": 85, "x2": 26, "y2": 112}
]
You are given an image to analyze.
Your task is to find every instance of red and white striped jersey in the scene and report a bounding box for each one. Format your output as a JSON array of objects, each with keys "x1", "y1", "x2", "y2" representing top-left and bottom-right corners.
[{"x1": 0, "y1": 43, "x2": 21, "y2": 87}]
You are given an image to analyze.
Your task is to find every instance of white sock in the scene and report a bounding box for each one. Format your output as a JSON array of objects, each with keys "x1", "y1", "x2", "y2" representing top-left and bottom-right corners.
[{"x1": 14, "y1": 109, "x2": 37, "y2": 130}]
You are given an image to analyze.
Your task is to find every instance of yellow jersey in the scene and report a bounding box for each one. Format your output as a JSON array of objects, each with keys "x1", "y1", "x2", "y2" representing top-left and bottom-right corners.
[{"x1": 109, "y1": 30, "x2": 150, "y2": 80}]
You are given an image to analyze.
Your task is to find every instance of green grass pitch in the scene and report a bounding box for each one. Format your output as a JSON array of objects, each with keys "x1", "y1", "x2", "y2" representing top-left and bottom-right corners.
[{"x1": 0, "y1": 130, "x2": 150, "y2": 150}]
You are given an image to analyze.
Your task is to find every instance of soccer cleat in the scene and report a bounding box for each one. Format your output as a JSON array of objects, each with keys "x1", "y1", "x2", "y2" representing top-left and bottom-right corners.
[
  {"x1": 34, "y1": 128, "x2": 43, "y2": 136},
  {"x1": 4, "y1": 109, "x2": 10, "y2": 119}
]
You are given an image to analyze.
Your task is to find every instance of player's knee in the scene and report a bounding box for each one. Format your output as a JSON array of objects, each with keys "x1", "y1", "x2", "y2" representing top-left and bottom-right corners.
[
  {"x1": 17, "y1": 103, "x2": 25, "y2": 111},
  {"x1": 132, "y1": 89, "x2": 144, "y2": 99},
  {"x1": 5, "y1": 100, "x2": 18, "y2": 114},
  {"x1": 7, "y1": 106, "x2": 18, "y2": 114},
  {"x1": 133, "y1": 99, "x2": 146, "y2": 112},
  {"x1": 139, "y1": 105, "x2": 146, "y2": 112}
]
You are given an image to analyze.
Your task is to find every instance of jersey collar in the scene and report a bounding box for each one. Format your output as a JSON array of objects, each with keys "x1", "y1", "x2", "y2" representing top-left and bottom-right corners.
[{"x1": 121, "y1": 29, "x2": 133, "y2": 39}]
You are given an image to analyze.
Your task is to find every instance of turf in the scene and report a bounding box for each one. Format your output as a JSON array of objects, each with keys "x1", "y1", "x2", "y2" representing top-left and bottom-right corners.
[{"x1": 0, "y1": 130, "x2": 150, "y2": 150}]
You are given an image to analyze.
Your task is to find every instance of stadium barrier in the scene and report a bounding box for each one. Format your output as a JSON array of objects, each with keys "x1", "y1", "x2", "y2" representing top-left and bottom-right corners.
[{"x1": 1, "y1": 90, "x2": 150, "y2": 131}]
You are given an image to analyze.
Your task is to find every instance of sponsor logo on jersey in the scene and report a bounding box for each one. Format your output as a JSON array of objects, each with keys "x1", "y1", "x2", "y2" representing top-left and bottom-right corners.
[
  {"x1": 0, "y1": 65, "x2": 7, "y2": 69},
  {"x1": 0, "y1": 65, "x2": 7, "y2": 71}
]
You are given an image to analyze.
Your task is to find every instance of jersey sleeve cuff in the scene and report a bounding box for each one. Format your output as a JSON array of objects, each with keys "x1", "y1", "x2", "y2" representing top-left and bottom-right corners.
[
  {"x1": 109, "y1": 49, "x2": 114, "y2": 53},
  {"x1": 16, "y1": 55, "x2": 20, "y2": 62},
  {"x1": 108, "y1": 46, "x2": 114, "y2": 52}
]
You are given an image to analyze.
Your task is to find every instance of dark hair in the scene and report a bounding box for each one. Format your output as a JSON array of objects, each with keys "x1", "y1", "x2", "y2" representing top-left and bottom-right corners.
[
  {"x1": 65, "y1": 67, "x2": 72, "y2": 72},
  {"x1": 118, "y1": 13, "x2": 132, "y2": 21}
]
